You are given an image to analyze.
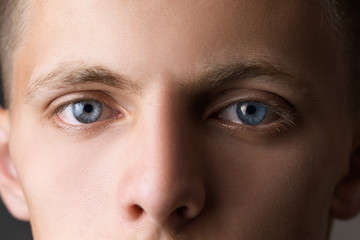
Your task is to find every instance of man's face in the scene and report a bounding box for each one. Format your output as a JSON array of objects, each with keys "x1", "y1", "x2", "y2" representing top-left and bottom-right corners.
[{"x1": 0, "y1": 0, "x2": 357, "y2": 239}]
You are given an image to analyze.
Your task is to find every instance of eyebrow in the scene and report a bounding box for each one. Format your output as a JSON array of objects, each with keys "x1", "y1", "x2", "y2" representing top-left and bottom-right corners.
[
  {"x1": 25, "y1": 60, "x2": 315, "y2": 104},
  {"x1": 194, "y1": 60, "x2": 315, "y2": 98},
  {"x1": 25, "y1": 63, "x2": 141, "y2": 103}
]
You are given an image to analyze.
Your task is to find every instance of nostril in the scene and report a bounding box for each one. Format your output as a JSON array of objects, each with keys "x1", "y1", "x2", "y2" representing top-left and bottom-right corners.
[
  {"x1": 119, "y1": 177, "x2": 205, "y2": 224},
  {"x1": 176, "y1": 205, "x2": 198, "y2": 220},
  {"x1": 176, "y1": 206, "x2": 189, "y2": 219},
  {"x1": 127, "y1": 204, "x2": 144, "y2": 220}
]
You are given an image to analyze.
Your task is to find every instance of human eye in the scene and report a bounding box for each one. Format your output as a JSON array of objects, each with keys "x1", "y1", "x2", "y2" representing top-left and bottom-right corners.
[
  {"x1": 56, "y1": 99, "x2": 120, "y2": 126},
  {"x1": 217, "y1": 101, "x2": 278, "y2": 126},
  {"x1": 210, "y1": 91, "x2": 297, "y2": 136}
]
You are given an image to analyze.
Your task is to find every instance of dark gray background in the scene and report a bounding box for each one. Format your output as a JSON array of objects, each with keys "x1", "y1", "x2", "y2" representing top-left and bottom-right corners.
[
  {"x1": 0, "y1": 80, "x2": 32, "y2": 239},
  {"x1": 0, "y1": 77, "x2": 359, "y2": 239},
  {"x1": 0, "y1": 201, "x2": 32, "y2": 239}
]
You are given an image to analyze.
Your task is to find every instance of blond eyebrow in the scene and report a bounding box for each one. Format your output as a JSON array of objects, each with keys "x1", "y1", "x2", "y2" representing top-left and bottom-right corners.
[
  {"x1": 25, "y1": 63, "x2": 141, "y2": 103},
  {"x1": 25, "y1": 60, "x2": 316, "y2": 104}
]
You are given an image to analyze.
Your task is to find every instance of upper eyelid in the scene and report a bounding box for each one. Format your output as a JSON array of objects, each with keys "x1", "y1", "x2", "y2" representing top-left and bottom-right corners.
[
  {"x1": 47, "y1": 92, "x2": 124, "y2": 119},
  {"x1": 48, "y1": 88, "x2": 294, "y2": 119},
  {"x1": 58, "y1": 99, "x2": 118, "y2": 124},
  {"x1": 54, "y1": 98, "x2": 103, "y2": 114},
  {"x1": 216, "y1": 100, "x2": 279, "y2": 119},
  {"x1": 207, "y1": 94, "x2": 292, "y2": 119}
]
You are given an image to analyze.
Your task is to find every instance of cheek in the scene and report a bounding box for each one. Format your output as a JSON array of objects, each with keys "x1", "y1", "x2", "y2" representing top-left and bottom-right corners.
[
  {"x1": 205, "y1": 122, "x2": 351, "y2": 236},
  {"x1": 9, "y1": 118, "x2": 130, "y2": 232}
]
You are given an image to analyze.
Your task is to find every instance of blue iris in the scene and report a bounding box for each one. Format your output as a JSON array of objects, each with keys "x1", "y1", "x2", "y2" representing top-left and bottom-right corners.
[
  {"x1": 236, "y1": 101, "x2": 267, "y2": 125},
  {"x1": 72, "y1": 100, "x2": 103, "y2": 123}
]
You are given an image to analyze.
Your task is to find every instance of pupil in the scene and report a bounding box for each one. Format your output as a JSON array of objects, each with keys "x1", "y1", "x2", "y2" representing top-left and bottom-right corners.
[
  {"x1": 246, "y1": 105, "x2": 257, "y2": 115},
  {"x1": 84, "y1": 104, "x2": 93, "y2": 113}
]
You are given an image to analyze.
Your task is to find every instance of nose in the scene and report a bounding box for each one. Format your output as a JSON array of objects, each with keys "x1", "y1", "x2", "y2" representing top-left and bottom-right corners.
[{"x1": 118, "y1": 90, "x2": 206, "y2": 226}]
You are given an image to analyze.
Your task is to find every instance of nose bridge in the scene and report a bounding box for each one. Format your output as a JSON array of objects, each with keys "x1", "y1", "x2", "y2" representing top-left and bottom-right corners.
[
  {"x1": 139, "y1": 88, "x2": 187, "y2": 203},
  {"x1": 142, "y1": 83, "x2": 186, "y2": 168},
  {"x1": 119, "y1": 82, "x2": 205, "y2": 225}
]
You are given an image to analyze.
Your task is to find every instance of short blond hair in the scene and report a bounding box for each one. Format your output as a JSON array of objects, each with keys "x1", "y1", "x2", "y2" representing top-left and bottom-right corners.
[{"x1": 0, "y1": 0, "x2": 29, "y2": 107}]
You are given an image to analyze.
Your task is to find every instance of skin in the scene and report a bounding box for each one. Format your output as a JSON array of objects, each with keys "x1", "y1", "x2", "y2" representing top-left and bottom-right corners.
[{"x1": 0, "y1": 0, "x2": 360, "y2": 239}]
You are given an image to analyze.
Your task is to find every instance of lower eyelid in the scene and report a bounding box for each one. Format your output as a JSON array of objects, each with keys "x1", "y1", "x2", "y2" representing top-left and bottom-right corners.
[{"x1": 213, "y1": 109, "x2": 298, "y2": 139}]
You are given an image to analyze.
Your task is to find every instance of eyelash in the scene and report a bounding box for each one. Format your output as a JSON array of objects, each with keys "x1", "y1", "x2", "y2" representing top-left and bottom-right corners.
[
  {"x1": 48, "y1": 93, "x2": 124, "y2": 133},
  {"x1": 48, "y1": 92, "x2": 297, "y2": 137},
  {"x1": 209, "y1": 96, "x2": 297, "y2": 136}
]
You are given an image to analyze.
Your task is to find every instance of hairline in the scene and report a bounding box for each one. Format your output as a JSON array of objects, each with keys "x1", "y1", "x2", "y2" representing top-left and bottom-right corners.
[{"x1": 0, "y1": 0, "x2": 31, "y2": 108}]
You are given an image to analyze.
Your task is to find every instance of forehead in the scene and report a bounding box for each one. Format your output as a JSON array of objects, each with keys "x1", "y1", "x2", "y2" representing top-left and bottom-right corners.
[
  {"x1": 12, "y1": 0, "x2": 344, "y2": 98},
  {"x1": 20, "y1": 1, "x2": 322, "y2": 62}
]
